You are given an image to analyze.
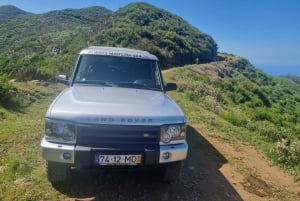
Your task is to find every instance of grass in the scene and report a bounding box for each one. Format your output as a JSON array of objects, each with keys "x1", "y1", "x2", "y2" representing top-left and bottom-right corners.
[
  {"x1": 166, "y1": 88, "x2": 298, "y2": 200},
  {"x1": 164, "y1": 66, "x2": 300, "y2": 181},
  {"x1": 0, "y1": 82, "x2": 64, "y2": 201}
]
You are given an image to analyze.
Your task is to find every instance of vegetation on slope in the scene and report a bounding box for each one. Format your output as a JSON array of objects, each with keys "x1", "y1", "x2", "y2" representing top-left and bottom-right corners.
[
  {"x1": 0, "y1": 2, "x2": 217, "y2": 82},
  {"x1": 0, "y1": 5, "x2": 112, "y2": 81},
  {"x1": 167, "y1": 56, "x2": 300, "y2": 179},
  {"x1": 96, "y1": 3, "x2": 217, "y2": 67},
  {"x1": 0, "y1": 5, "x2": 29, "y2": 23},
  {"x1": 0, "y1": 2, "x2": 218, "y2": 109},
  {"x1": 283, "y1": 75, "x2": 300, "y2": 85}
]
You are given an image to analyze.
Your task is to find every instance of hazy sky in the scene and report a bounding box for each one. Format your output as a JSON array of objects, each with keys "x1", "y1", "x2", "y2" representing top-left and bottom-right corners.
[{"x1": 0, "y1": 0, "x2": 300, "y2": 75}]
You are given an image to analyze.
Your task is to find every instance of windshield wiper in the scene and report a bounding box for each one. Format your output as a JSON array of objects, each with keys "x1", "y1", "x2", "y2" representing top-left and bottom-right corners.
[
  {"x1": 75, "y1": 81, "x2": 162, "y2": 91},
  {"x1": 114, "y1": 82, "x2": 145, "y2": 88},
  {"x1": 75, "y1": 80, "x2": 114, "y2": 86},
  {"x1": 114, "y1": 82, "x2": 162, "y2": 91}
]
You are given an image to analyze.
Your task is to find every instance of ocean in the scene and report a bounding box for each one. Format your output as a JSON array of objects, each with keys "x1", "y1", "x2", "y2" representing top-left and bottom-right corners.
[{"x1": 256, "y1": 65, "x2": 300, "y2": 76}]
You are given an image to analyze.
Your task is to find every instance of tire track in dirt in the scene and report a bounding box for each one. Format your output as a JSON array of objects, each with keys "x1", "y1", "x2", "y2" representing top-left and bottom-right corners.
[{"x1": 192, "y1": 124, "x2": 300, "y2": 201}]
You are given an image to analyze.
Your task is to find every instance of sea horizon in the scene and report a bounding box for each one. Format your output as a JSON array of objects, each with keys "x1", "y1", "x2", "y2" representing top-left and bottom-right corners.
[{"x1": 255, "y1": 64, "x2": 300, "y2": 76}]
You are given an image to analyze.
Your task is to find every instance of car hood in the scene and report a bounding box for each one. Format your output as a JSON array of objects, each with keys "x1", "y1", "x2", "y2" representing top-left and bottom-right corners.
[{"x1": 46, "y1": 85, "x2": 185, "y2": 125}]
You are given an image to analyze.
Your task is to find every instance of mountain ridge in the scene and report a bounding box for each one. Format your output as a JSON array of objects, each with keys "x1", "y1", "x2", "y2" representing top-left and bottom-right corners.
[
  {"x1": 0, "y1": 5, "x2": 30, "y2": 22},
  {"x1": 0, "y1": 2, "x2": 217, "y2": 80}
]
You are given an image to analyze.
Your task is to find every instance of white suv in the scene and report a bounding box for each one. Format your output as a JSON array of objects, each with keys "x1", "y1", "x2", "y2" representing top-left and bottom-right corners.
[{"x1": 41, "y1": 46, "x2": 188, "y2": 182}]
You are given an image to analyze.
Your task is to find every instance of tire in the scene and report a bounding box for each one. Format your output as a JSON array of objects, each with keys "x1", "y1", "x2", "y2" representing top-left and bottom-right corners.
[
  {"x1": 162, "y1": 161, "x2": 182, "y2": 183},
  {"x1": 46, "y1": 161, "x2": 69, "y2": 182}
]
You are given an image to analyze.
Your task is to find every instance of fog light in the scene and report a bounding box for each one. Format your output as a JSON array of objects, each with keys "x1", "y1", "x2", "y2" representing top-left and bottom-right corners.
[
  {"x1": 62, "y1": 152, "x2": 71, "y2": 160},
  {"x1": 162, "y1": 152, "x2": 170, "y2": 160}
]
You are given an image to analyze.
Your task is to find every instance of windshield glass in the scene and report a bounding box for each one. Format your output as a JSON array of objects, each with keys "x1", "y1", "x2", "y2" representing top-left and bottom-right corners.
[{"x1": 73, "y1": 55, "x2": 163, "y2": 91}]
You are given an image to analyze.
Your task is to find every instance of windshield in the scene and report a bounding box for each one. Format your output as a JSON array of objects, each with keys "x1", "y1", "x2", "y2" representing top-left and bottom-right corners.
[{"x1": 73, "y1": 55, "x2": 163, "y2": 91}]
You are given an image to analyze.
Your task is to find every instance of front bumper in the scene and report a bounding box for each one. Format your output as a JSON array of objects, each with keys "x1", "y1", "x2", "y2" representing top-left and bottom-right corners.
[
  {"x1": 41, "y1": 138, "x2": 75, "y2": 164},
  {"x1": 40, "y1": 137, "x2": 188, "y2": 166}
]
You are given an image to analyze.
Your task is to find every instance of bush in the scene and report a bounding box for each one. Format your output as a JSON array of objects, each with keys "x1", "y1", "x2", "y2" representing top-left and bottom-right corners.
[
  {"x1": 276, "y1": 139, "x2": 300, "y2": 166},
  {"x1": 228, "y1": 58, "x2": 250, "y2": 69},
  {"x1": 15, "y1": 68, "x2": 49, "y2": 81},
  {"x1": 0, "y1": 74, "x2": 14, "y2": 103},
  {"x1": 255, "y1": 121, "x2": 281, "y2": 142},
  {"x1": 252, "y1": 107, "x2": 272, "y2": 121},
  {"x1": 221, "y1": 110, "x2": 247, "y2": 127}
]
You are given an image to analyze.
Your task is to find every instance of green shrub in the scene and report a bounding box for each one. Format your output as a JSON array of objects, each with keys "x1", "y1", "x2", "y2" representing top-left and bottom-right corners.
[
  {"x1": 0, "y1": 74, "x2": 14, "y2": 103},
  {"x1": 221, "y1": 111, "x2": 247, "y2": 127},
  {"x1": 276, "y1": 139, "x2": 300, "y2": 166},
  {"x1": 15, "y1": 68, "x2": 49, "y2": 81},
  {"x1": 255, "y1": 121, "x2": 281, "y2": 142},
  {"x1": 252, "y1": 107, "x2": 272, "y2": 121}
]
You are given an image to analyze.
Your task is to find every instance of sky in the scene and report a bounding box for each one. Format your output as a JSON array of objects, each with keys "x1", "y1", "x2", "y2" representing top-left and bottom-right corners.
[{"x1": 0, "y1": 0, "x2": 300, "y2": 75}]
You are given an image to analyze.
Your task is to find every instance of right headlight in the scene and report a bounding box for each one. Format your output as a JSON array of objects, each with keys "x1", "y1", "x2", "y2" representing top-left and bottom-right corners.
[
  {"x1": 160, "y1": 124, "x2": 186, "y2": 144},
  {"x1": 45, "y1": 118, "x2": 76, "y2": 144}
]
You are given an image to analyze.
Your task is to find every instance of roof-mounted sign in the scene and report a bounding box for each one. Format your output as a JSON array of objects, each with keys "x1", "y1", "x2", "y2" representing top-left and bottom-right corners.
[{"x1": 80, "y1": 46, "x2": 158, "y2": 60}]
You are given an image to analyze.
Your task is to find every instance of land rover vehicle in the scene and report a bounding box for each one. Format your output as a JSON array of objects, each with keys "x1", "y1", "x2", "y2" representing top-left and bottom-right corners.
[{"x1": 40, "y1": 46, "x2": 188, "y2": 182}]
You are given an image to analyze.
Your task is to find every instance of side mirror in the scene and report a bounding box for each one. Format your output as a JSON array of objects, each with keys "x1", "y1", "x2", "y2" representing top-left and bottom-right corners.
[
  {"x1": 165, "y1": 83, "x2": 177, "y2": 91},
  {"x1": 55, "y1": 74, "x2": 69, "y2": 85}
]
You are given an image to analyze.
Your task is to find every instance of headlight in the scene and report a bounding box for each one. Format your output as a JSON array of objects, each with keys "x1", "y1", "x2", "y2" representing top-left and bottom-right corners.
[
  {"x1": 45, "y1": 119, "x2": 76, "y2": 144},
  {"x1": 160, "y1": 124, "x2": 186, "y2": 144}
]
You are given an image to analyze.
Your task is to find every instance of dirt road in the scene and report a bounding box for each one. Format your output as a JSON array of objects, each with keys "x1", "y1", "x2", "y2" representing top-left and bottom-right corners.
[{"x1": 53, "y1": 125, "x2": 299, "y2": 201}]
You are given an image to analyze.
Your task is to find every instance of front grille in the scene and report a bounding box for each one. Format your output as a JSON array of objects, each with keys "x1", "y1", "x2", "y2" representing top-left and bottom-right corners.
[{"x1": 76, "y1": 124, "x2": 160, "y2": 148}]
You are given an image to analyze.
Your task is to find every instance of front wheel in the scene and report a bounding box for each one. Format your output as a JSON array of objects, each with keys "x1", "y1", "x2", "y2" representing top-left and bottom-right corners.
[
  {"x1": 161, "y1": 161, "x2": 182, "y2": 183},
  {"x1": 46, "y1": 161, "x2": 69, "y2": 183}
]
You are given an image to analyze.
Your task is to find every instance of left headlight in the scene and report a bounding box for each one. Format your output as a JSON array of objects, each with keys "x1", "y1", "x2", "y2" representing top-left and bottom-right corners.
[
  {"x1": 160, "y1": 124, "x2": 186, "y2": 144},
  {"x1": 45, "y1": 118, "x2": 76, "y2": 144}
]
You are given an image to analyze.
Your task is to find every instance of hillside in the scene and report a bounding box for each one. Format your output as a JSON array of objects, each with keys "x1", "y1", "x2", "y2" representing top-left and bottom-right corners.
[
  {"x1": 97, "y1": 3, "x2": 217, "y2": 67},
  {"x1": 0, "y1": 5, "x2": 29, "y2": 22},
  {"x1": 283, "y1": 75, "x2": 300, "y2": 85},
  {"x1": 166, "y1": 55, "x2": 300, "y2": 180},
  {"x1": 0, "y1": 2, "x2": 217, "y2": 81},
  {"x1": 0, "y1": 6, "x2": 112, "y2": 80}
]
